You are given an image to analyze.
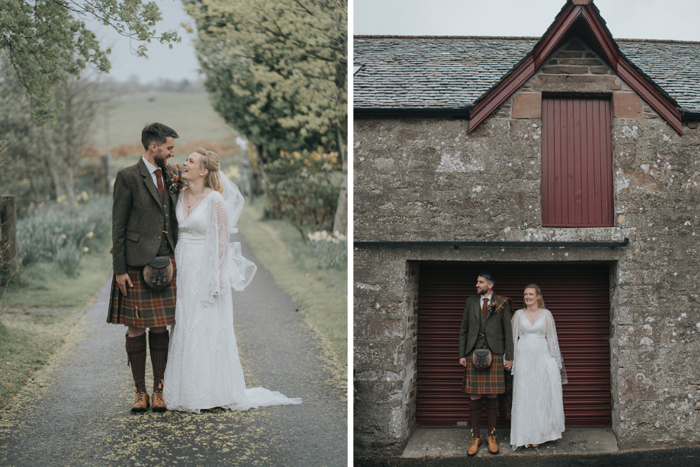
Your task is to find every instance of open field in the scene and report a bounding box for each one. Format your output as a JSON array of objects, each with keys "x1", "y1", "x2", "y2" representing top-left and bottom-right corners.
[{"x1": 92, "y1": 91, "x2": 238, "y2": 150}]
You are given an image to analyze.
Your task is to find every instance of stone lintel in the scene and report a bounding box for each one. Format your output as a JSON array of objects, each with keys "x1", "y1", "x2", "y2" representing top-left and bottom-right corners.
[{"x1": 531, "y1": 74, "x2": 622, "y2": 93}]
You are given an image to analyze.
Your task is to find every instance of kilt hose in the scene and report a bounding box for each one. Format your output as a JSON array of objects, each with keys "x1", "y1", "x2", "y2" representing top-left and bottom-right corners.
[
  {"x1": 107, "y1": 254, "x2": 176, "y2": 328},
  {"x1": 462, "y1": 352, "x2": 505, "y2": 395}
]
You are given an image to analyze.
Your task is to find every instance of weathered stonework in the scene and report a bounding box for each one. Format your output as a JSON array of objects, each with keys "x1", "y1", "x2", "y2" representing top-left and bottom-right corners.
[{"x1": 354, "y1": 37, "x2": 700, "y2": 455}]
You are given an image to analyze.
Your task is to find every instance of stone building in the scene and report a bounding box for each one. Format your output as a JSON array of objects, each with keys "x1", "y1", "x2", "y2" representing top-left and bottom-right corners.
[{"x1": 353, "y1": 0, "x2": 700, "y2": 456}]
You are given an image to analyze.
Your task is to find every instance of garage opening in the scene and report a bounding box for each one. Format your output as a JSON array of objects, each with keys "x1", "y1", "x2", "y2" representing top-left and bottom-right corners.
[{"x1": 416, "y1": 262, "x2": 612, "y2": 428}]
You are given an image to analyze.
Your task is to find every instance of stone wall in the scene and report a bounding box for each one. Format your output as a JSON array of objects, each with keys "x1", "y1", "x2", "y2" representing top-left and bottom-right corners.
[{"x1": 354, "y1": 37, "x2": 700, "y2": 455}]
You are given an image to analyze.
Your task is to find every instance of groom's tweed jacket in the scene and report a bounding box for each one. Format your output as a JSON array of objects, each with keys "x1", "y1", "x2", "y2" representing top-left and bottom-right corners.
[
  {"x1": 111, "y1": 158, "x2": 178, "y2": 275},
  {"x1": 459, "y1": 294, "x2": 514, "y2": 359}
]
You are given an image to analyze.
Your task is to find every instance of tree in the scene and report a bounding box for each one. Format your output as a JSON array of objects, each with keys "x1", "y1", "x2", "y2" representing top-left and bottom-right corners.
[
  {"x1": 185, "y1": 0, "x2": 348, "y2": 234},
  {"x1": 197, "y1": 39, "x2": 334, "y2": 159},
  {"x1": 0, "y1": 60, "x2": 106, "y2": 204},
  {"x1": 0, "y1": 0, "x2": 179, "y2": 121}
]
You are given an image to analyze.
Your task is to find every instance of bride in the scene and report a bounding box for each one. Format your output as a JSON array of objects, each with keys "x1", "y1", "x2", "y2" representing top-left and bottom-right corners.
[
  {"x1": 510, "y1": 284, "x2": 566, "y2": 450},
  {"x1": 163, "y1": 147, "x2": 301, "y2": 412}
]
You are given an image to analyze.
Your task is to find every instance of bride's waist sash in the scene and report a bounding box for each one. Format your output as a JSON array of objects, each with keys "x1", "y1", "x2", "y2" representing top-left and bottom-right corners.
[
  {"x1": 519, "y1": 334, "x2": 546, "y2": 340},
  {"x1": 178, "y1": 232, "x2": 206, "y2": 243}
]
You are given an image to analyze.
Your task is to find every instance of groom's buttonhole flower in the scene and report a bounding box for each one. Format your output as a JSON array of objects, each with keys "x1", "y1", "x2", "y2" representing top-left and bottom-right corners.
[{"x1": 165, "y1": 164, "x2": 185, "y2": 194}]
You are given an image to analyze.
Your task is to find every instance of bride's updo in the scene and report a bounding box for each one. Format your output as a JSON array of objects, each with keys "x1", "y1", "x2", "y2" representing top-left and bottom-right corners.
[{"x1": 193, "y1": 147, "x2": 223, "y2": 194}]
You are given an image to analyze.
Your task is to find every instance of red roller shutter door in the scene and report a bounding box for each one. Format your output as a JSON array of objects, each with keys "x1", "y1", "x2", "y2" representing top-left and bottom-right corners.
[{"x1": 416, "y1": 262, "x2": 611, "y2": 427}]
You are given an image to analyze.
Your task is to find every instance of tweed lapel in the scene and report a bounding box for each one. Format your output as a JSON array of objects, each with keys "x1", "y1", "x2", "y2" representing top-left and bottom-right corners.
[
  {"x1": 138, "y1": 158, "x2": 164, "y2": 211},
  {"x1": 168, "y1": 186, "x2": 177, "y2": 207}
]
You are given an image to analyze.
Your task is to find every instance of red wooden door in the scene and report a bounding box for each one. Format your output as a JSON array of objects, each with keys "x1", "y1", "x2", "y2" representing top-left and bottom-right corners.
[
  {"x1": 416, "y1": 262, "x2": 612, "y2": 427},
  {"x1": 542, "y1": 97, "x2": 614, "y2": 227}
]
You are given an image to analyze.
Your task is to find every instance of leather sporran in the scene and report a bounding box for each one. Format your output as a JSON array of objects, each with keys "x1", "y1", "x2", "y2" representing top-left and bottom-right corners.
[
  {"x1": 472, "y1": 349, "x2": 493, "y2": 370},
  {"x1": 143, "y1": 256, "x2": 173, "y2": 291}
]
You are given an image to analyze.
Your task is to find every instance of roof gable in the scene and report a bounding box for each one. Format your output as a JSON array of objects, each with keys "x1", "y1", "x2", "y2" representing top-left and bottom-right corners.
[{"x1": 468, "y1": 0, "x2": 682, "y2": 134}]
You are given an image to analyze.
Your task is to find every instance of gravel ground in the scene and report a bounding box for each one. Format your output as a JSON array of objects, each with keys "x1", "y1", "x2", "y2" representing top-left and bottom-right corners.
[{"x1": 0, "y1": 238, "x2": 347, "y2": 466}]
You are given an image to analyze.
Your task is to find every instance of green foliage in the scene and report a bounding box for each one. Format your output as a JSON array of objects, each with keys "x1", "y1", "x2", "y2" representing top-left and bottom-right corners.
[
  {"x1": 237, "y1": 198, "x2": 347, "y2": 367},
  {"x1": 198, "y1": 51, "x2": 334, "y2": 158},
  {"x1": 304, "y1": 231, "x2": 347, "y2": 270},
  {"x1": 2, "y1": 236, "x2": 112, "y2": 308},
  {"x1": 263, "y1": 151, "x2": 341, "y2": 237},
  {"x1": 16, "y1": 196, "x2": 111, "y2": 273},
  {"x1": 0, "y1": 62, "x2": 110, "y2": 207},
  {"x1": 55, "y1": 244, "x2": 83, "y2": 277},
  {"x1": 0, "y1": 0, "x2": 179, "y2": 121},
  {"x1": 186, "y1": 0, "x2": 347, "y2": 159}
]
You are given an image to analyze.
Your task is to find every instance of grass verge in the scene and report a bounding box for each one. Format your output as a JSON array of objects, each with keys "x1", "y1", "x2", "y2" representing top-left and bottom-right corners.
[
  {"x1": 0, "y1": 308, "x2": 82, "y2": 409},
  {"x1": 0, "y1": 237, "x2": 111, "y2": 408},
  {"x1": 2, "y1": 236, "x2": 112, "y2": 308},
  {"x1": 238, "y1": 197, "x2": 347, "y2": 368}
]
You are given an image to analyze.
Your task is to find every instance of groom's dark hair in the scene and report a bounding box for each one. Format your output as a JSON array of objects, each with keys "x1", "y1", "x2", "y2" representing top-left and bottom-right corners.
[
  {"x1": 478, "y1": 271, "x2": 496, "y2": 286},
  {"x1": 141, "y1": 122, "x2": 179, "y2": 150}
]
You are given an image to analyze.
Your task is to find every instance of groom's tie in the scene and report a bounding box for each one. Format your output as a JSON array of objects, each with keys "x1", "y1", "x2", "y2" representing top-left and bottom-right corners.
[{"x1": 155, "y1": 168, "x2": 165, "y2": 197}]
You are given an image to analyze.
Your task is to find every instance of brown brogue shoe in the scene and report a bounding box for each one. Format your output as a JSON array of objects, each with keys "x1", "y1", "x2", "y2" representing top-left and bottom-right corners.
[
  {"x1": 487, "y1": 427, "x2": 499, "y2": 454},
  {"x1": 131, "y1": 391, "x2": 149, "y2": 413},
  {"x1": 152, "y1": 390, "x2": 167, "y2": 413},
  {"x1": 467, "y1": 429, "x2": 482, "y2": 456},
  {"x1": 151, "y1": 379, "x2": 167, "y2": 413}
]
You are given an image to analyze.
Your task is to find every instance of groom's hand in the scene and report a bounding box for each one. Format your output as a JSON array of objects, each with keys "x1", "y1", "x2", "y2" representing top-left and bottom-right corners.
[
  {"x1": 504, "y1": 360, "x2": 513, "y2": 370},
  {"x1": 459, "y1": 358, "x2": 467, "y2": 367},
  {"x1": 116, "y1": 273, "x2": 133, "y2": 296}
]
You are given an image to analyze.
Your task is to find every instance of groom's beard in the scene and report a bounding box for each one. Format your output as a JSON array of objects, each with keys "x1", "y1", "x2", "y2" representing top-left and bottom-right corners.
[{"x1": 154, "y1": 154, "x2": 168, "y2": 168}]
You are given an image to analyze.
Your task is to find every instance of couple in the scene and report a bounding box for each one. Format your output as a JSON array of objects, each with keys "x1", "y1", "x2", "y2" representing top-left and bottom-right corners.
[
  {"x1": 459, "y1": 272, "x2": 566, "y2": 454},
  {"x1": 106, "y1": 122, "x2": 301, "y2": 413}
]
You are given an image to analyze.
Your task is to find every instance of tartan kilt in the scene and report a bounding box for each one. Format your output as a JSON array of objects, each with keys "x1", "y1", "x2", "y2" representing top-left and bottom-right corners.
[
  {"x1": 462, "y1": 352, "x2": 505, "y2": 395},
  {"x1": 106, "y1": 254, "x2": 176, "y2": 328}
]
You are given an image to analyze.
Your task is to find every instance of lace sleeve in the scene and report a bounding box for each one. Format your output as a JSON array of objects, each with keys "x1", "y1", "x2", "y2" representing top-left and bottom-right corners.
[
  {"x1": 202, "y1": 193, "x2": 229, "y2": 305},
  {"x1": 510, "y1": 309, "x2": 521, "y2": 375},
  {"x1": 544, "y1": 309, "x2": 568, "y2": 384}
]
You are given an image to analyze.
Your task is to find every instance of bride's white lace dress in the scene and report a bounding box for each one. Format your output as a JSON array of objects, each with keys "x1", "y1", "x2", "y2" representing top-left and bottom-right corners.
[
  {"x1": 163, "y1": 190, "x2": 302, "y2": 413},
  {"x1": 510, "y1": 309, "x2": 566, "y2": 449}
]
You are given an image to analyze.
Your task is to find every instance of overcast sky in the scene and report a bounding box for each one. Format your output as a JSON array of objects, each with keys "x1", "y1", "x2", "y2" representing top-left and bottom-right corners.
[
  {"x1": 86, "y1": 0, "x2": 700, "y2": 84},
  {"x1": 85, "y1": 0, "x2": 200, "y2": 84},
  {"x1": 354, "y1": 0, "x2": 700, "y2": 41}
]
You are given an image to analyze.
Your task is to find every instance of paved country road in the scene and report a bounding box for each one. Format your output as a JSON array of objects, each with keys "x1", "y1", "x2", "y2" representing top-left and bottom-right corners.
[{"x1": 0, "y1": 238, "x2": 347, "y2": 466}]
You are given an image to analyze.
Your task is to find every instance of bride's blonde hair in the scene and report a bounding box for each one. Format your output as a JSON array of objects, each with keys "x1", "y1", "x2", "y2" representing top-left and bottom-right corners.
[
  {"x1": 193, "y1": 147, "x2": 224, "y2": 194},
  {"x1": 524, "y1": 284, "x2": 546, "y2": 309}
]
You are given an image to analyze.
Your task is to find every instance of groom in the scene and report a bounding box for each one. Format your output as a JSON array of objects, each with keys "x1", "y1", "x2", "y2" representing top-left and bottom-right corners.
[
  {"x1": 459, "y1": 272, "x2": 513, "y2": 455},
  {"x1": 107, "y1": 122, "x2": 179, "y2": 413}
]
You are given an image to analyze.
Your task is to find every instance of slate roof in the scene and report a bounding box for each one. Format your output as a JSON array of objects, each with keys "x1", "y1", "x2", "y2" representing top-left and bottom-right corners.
[{"x1": 353, "y1": 36, "x2": 700, "y2": 113}]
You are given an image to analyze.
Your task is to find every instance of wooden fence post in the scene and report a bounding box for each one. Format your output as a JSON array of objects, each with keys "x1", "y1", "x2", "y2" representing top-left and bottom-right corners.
[
  {"x1": 101, "y1": 153, "x2": 112, "y2": 195},
  {"x1": 0, "y1": 195, "x2": 18, "y2": 283}
]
